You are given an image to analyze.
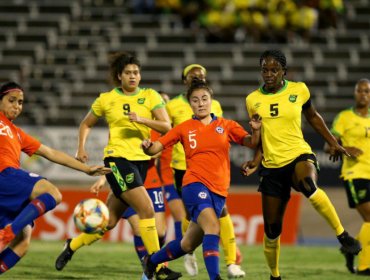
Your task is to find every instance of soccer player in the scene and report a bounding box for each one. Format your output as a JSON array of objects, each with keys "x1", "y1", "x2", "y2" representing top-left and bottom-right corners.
[
  {"x1": 141, "y1": 79, "x2": 261, "y2": 280},
  {"x1": 0, "y1": 81, "x2": 111, "y2": 274},
  {"x1": 328, "y1": 78, "x2": 370, "y2": 276},
  {"x1": 166, "y1": 64, "x2": 245, "y2": 278},
  {"x1": 242, "y1": 49, "x2": 361, "y2": 280},
  {"x1": 55, "y1": 52, "x2": 180, "y2": 279}
]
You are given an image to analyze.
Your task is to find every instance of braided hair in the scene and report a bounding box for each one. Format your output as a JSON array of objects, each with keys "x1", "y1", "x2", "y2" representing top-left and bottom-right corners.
[
  {"x1": 260, "y1": 49, "x2": 287, "y2": 74},
  {"x1": 186, "y1": 78, "x2": 213, "y2": 101}
]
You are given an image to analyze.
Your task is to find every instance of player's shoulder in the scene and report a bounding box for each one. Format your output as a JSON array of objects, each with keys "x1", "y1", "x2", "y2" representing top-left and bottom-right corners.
[
  {"x1": 138, "y1": 87, "x2": 160, "y2": 96},
  {"x1": 167, "y1": 94, "x2": 186, "y2": 107},
  {"x1": 286, "y1": 80, "x2": 308, "y2": 91},
  {"x1": 336, "y1": 107, "x2": 354, "y2": 118},
  {"x1": 246, "y1": 88, "x2": 261, "y2": 101}
]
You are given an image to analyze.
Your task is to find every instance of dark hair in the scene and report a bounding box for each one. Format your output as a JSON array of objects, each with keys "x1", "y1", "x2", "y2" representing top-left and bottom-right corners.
[
  {"x1": 186, "y1": 78, "x2": 213, "y2": 101},
  {"x1": 109, "y1": 52, "x2": 141, "y2": 86},
  {"x1": 0, "y1": 81, "x2": 23, "y2": 99},
  {"x1": 260, "y1": 49, "x2": 287, "y2": 72},
  {"x1": 356, "y1": 78, "x2": 370, "y2": 85}
]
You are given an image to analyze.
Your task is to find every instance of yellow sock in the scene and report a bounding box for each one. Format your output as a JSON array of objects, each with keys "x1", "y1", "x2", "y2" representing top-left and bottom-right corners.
[
  {"x1": 309, "y1": 188, "x2": 344, "y2": 236},
  {"x1": 263, "y1": 234, "x2": 280, "y2": 277},
  {"x1": 70, "y1": 232, "x2": 104, "y2": 251},
  {"x1": 357, "y1": 222, "x2": 370, "y2": 271},
  {"x1": 181, "y1": 217, "x2": 190, "y2": 236},
  {"x1": 139, "y1": 218, "x2": 160, "y2": 254},
  {"x1": 219, "y1": 214, "x2": 236, "y2": 265}
]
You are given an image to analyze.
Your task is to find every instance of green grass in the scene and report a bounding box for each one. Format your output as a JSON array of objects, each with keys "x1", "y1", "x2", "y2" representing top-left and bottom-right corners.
[{"x1": 1, "y1": 240, "x2": 359, "y2": 280}]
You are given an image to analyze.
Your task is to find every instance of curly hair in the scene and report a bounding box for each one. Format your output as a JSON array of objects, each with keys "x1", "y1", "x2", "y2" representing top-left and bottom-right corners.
[{"x1": 109, "y1": 52, "x2": 141, "y2": 86}]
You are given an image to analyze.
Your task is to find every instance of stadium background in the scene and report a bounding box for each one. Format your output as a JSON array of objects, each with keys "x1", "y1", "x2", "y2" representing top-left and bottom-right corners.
[{"x1": 0, "y1": 0, "x2": 367, "y2": 245}]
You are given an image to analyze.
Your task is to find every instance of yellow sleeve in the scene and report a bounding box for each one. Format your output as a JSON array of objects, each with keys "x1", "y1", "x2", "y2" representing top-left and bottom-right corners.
[
  {"x1": 148, "y1": 89, "x2": 165, "y2": 111},
  {"x1": 212, "y1": 99, "x2": 223, "y2": 117},
  {"x1": 91, "y1": 95, "x2": 104, "y2": 117},
  {"x1": 299, "y1": 82, "x2": 310, "y2": 104},
  {"x1": 331, "y1": 111, "x2": 346, "y2": 137}
]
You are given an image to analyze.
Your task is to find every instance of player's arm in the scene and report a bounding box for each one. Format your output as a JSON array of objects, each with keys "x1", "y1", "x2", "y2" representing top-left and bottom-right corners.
[
  {"x1": 34, "y1": 144, "x2": 111, "y2": 176},
  {"x1": 241, "y1": 145, "x2": 262, "y2": 176},
  {"x1": 242, "y1": 114, "x2": 261, "y2": 148},
  {"x1": 303, "y1": 102, "x2": 350, "y2": 161},
  {"x1": 128, "y1": 107, "x2": 171, "y2": 134},
  {"x1": 76, "y1": 111, "x2": 99, "y2": 163},
  {"x1": 141, "y1": 139, "x2": 164, "y2": 156},
  {"x1": 324, "y1": 136, "x2": 363, "y2": 158}
]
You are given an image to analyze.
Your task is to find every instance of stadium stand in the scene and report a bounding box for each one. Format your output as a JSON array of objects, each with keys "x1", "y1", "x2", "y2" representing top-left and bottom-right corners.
[{"x1": 0, "y1": 0, "x2": 369, "y2": 126}]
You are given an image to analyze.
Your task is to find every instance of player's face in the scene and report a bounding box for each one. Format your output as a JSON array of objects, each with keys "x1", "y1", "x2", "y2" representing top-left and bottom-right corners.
[
  {"x1": 0, "y1": 90, "x2": 24, "y2": 120},
  {"x1": 261, "y1": 57, "x2": 285, "y2": 92},
  {"x1": 189, "y1": 89, "x2": 212, "y2": 118},
  {"x1": 354, "y1": 81, "x2": 370, "y2": 108},
  {"x1": 184, "y1": 68, "x2": 206, "y2": 87},
  {"x1": 118, "y1": 64, "x2": 141, "y2": 93}
]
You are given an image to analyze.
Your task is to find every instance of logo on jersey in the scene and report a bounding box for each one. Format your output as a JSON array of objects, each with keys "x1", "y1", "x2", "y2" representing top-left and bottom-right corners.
[
  {"x1": 289, "y1": 95, "x2": 297, "y2": 103},
  {"x1": 198, "y1": 192, "x2": 207, "y2": 199},
  {"x1": 253, "y1": 102, "x2": 261, "y2": 110},
  {"x1": 0, "y1": 121, "x2": 13, "y2": 138},
  {"x1": 137, "y1": 98, "x2": 145, "y2": 104},
  {"x1": 215, "y1": 126, "x2": 224, "y2": 134},
  {"x1": 126, "y1": 173, "x2": 134, "y2": 183}
]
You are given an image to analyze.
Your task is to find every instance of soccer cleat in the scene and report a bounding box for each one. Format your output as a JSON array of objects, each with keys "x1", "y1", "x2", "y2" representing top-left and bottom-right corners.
[
  {"x1": 270, "y1": 275, "x2": 281, "y2": 280},
  {"x1": 141, "y1": 255, "x2": 156, "y2": 280},
  {"x1": 215, "y1": 275, "x2": 224, "y2": 280},
  {"x1": 55, "y1": 239, "x2": 74, "y2": 271},
  {"x1": 235, "y1": 246, "x2": 243, "y2": 265},
  {"x1": 0, "y1": 225, "x2": 15, "y2": 253},
  {"x1": 227, "y1": 264, "x2": 245, "y2": 278},
  {"x1": 357, "y1": 268, "x2": 370, "y2": 275},
  {"x1": 184, "y1": 253, "x2": 198, "y2": 276},
  {"x1": 337, "y1": 231, "x2": 362, "y2": 255},
  {"x1": 155, "y1": 266, "x2": 182, "y2": 280},
  {"x1": 339, "y1": 245, "x2": 356, "y2": 273},
  {"x1": 141, "y1": 272, "x2": 149, "y2": 280}
]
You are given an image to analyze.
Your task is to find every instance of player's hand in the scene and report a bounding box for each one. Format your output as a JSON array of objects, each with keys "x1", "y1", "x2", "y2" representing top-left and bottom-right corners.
[
  {"x1": 249, "y1": 114, "x2": 262, "y2": 130},
  {"x1": 76, "y1": 149, "x2": 88, "y2": 163},
  {"x1": 128, "y1": 112, "x2": 143, "y2": 123},
  {"x1": 86, "y1": 165, "x2": 111, "y2": 176},
  {"x1": 328, "y1": 143, "x2": 350, "y2": 162},
  {"x1": 141, "y1": 139, "x2": 153, "y2": 150},
  {"x1": 241, "y1": 160, "x2": 259, "y2": 176},
  {"x1": 90, "y1": 176, "x2": 107, "y2": 195},
  {"x1": 344, "y1": 147, "x2": 363, "y2": 158}
]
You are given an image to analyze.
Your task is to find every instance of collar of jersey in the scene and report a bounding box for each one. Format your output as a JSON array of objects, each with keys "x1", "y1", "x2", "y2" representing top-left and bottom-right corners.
[
  {"x1": 114, "y1": 87, "x2": 140, "y2": 96},
  {"x1": 259, "y1": 80, "x2": 288, "y2": 95},
  {"x1": 351, "y1": 107, "x2": 370, "y2": 118},
  {"x1": 192, "y1": 113, "x2": 217, "y2": 121}
]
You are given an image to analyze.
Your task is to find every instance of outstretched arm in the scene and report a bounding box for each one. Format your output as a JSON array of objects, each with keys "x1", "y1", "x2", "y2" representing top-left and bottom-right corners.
[{"x1": 76, "y1": 111, "x2": 99, "y2": 163}]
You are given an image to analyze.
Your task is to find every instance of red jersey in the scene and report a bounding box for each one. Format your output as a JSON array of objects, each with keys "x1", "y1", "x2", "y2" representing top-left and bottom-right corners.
[
  {"x1": 144, "y1": 130, "x2": 162, "y2": 189},
  {"x1": 0, "y1": 112, "x2": 41, "y2": 172},
  {"x1": 159, "y1": 145, "x2": 174, "y2": 186},
  {"x1": 158, "y1": 115, "x2": 248, "y2": 197}
]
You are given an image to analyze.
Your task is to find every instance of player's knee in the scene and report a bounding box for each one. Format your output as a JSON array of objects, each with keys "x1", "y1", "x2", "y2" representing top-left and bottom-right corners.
[
  {"x1": 264, "y1": 223, "x2": 282, "y2": 239},
  {"x1": 297, "y1": 177, "x2": 317, "y2": 197}
]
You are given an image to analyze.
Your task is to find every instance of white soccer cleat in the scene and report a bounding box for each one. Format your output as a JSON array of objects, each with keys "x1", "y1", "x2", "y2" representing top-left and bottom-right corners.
[
  {"x1": 184, "y1": 253, "x2": 198, "y2": 276},
  {"x1": 227, "y1": 264, "x2": 246, "y2": 278}
]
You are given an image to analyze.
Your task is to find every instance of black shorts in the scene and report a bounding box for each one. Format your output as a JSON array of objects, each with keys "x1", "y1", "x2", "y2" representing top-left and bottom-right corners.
[
  {"x1": 104, "y1": 157, "x2": 149, "y2": 198},
  {"x1": 343, "y1": 179, "x2": 370, "y2": 208},
  {"x1": 258, "y1": 154, "x2": 319, "y2": 201},
  {"x1": 173, "y1": 168, "x2": 186, "y2": 197}
]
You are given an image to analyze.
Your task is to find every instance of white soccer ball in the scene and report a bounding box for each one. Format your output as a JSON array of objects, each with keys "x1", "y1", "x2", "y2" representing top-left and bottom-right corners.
[{"x1": 73, "y1": 198, "x2": 109, "y2": 234}]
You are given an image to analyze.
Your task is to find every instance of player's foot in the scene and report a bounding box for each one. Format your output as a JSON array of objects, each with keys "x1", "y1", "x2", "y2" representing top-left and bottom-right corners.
[
  {"x1": 184, "y1": 253, "x2": 198, "y2": 276},
  {"x1": 227, "y1": 264, "x2": 245, "y2": 278},
  {"x1": 141, "y1": 272, "x2": 149, "y2": 280},
  {"x1": 0, "y1": 225, "x2": 15, "y2": 252},
  {"x1": 155, "y1": 266, "x2": 182, "y2": 280},
  {"x1": 340, "y1": 245, "x2": 356, "y2": 273},
  {"x1": 141, "y1": 254, "x2": 156, "y2": 280},
  {"x1": 337, "y1": 231, "x2": 361, "y2": 255},
  {"x1": 270, "y1": 275, "x2": 281, "y2": 280},
  {"x1": 55, "y1": 239, "x2": 74, "y2": 271},
  {"x1": 357, "y1": 268, "x2": 370, "y2": 276},
  {"x1": 235, "y1": 246, "x2": 243, "y2": 265},
  {"x1": 215, "y1": 275, "x2": 224, "y2": 280}
]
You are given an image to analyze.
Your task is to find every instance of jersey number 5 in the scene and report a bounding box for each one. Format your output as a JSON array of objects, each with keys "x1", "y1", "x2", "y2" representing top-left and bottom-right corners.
[
  {"x1": 123, "y1": 104, "x2": 130, "y2": 115},
  {"x1": 270, "y1": 103, "x2": 279, "y2": 117},
  {"x1": 189, "y1": 133, "x2": 197, "y2": 149}
]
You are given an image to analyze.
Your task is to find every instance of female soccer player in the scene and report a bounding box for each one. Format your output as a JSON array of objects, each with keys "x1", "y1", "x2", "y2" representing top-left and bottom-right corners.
[
  {"x1": 0, "y1": 81, "x2": 111, "y2": 274},
  {"x1": 141, "y1": 79, "x2": 261, "y2": 280},
  {"x1": 55, "y1": 52, "x2": 180, "y2": 279},
  {"x1": 242, "y1": 49, "x2": 361, "y2": 280},
  {"x1": 329, "y1": 78, "x2": 370, "y2": 276}
]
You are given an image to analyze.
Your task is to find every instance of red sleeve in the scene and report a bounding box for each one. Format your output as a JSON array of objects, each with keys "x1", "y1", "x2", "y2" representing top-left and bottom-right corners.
[
  {"x1": 158, "y1": 125, "x2": 182, "y2": 148},
  {"x1": 227, "y1": 120, "x2": 249, "y2": 145},
  {"x1": 18, "y1": 128, "x2": 41, "y2": 156},
  {"x1": 150, "y1": 130, "x2": 161, "y2": 142}
]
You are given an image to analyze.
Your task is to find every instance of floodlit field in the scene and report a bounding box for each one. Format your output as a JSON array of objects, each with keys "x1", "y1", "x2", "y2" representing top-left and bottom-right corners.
[{"x1": 1, "y1": 240, "x2": 360, "y2": 280}]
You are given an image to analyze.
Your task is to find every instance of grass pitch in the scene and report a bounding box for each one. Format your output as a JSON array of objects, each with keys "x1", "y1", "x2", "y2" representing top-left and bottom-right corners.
[{"x1": 1, "y1": 240, "x2": 360, "y2": 280}]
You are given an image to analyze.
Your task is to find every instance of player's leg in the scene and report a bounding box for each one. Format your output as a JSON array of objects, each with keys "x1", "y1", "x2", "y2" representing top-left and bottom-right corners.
[
  {"x1": 164, "y1": 184, "x2": 186, "y2": 240},
  {"x1": 0, "y1": 225, "x2": 32, "y2": 274},
  {"x1": 293, "y1": 159, "x2": 361, "y2": 254},
  {"x1": 219, "y1": 205, "x2": 245, "y2": 278}
]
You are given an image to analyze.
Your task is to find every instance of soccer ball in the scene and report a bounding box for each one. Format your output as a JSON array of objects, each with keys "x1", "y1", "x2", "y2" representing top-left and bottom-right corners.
[{"x1": 73, "y1": 198, "x2": 109, "y2": 234}]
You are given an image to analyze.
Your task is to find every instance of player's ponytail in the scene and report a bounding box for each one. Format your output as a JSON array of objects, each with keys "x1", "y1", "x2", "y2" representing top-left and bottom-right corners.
[{"x1": 186, "y1": 78, "x2": 214, "y2": 101}]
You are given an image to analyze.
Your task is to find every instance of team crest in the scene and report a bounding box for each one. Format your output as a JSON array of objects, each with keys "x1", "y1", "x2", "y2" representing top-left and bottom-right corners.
[
  {"x1": 198, "y1": 192, "x2": 207, "y2": 199},
  {"x1": 289, "y1": 95, "x2": 297, "y2": 103},
  {"x1": 137, "y1": 98, "x2": 145, "y2": 104},
  {"x1": 126, "y1": 173, "x2": 134, "y2": 183},
  {"x1": 215, "y1": 126, "x2": 224, "y2": 134}
]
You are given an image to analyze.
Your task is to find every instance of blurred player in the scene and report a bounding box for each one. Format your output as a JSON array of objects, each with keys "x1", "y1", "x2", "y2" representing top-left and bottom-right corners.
[
  {"x1": 242, "y1": 49, "x2": 361, "y2": 280},
  {"x1": 0, "y1": 81, "x2": 111, "y2": 274},
  {"x1": 328, "y1": 78, "x2": 370, "y2": 276}
]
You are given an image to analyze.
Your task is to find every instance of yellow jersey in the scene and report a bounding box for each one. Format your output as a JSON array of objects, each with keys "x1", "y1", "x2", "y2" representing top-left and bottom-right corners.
[
  {"x1": 246, "y1": 80, "x2": 313, "y2": 168},
  {"x1": 166, "y1": 93, "x2": 223, "y2": 170},
  {"x1": 92, "y1": 87, "x2": 165, "y2": 160},
  {"x1": 331, "y1": 108, "x2": 370, "y2": 180}
]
